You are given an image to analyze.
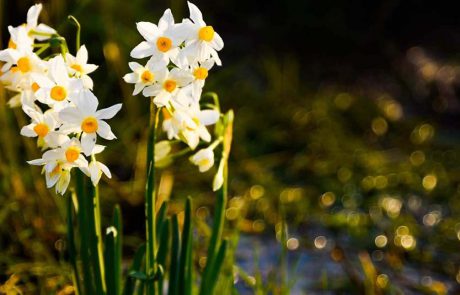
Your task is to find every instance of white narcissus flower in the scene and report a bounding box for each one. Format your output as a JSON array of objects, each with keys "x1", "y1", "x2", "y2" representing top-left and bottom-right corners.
[
  {"x1": 34, "y1": 55, "x2": 83, "y2": 110},
  {"x1": 162, "y1": 105, "x2": 219, "y2": 149},
  {"x1": 180, "y1": 104, "x2": 220, "y2": 149},
  {"x1": 0, "y1": 50, "x2": 45, "y2": 89},
  {"x1": 123, "y1": 60, "x2": 167, "y2": 96},
  {"x1": 27, "y1": 137, "x2": 89, "y2": 195},
  {"x1": 154, "y1": 140, "x2": 172, "y2": 167},
  {"x1": 188, "y1": 59, "x2": 214, "y2": 99},
  {"x1": 212, "y1": 158, "x2": 225, "y2": 191},
  {"x1": 190, "y1": 148, "x2": 214, "y2": 172},
  {"x1": 28, "y1": 137, "x2": 89, "y2": 170},
  {"x1": 59, "y1": 90, "x2": 122, "y2": 155},
  {"x1": 83, "y1": 160, "x2": 112, "y2": 186},
  {"x1": 65, "y1": 45, "x2": 98, "y2": 89},
  {"x1": 143, "y1": 68, "x2": 193, "y2": 107},
  {"x1": 20, "y1": 105, "x2": 60, "y2": 148},
  {"x1": 5, "y1": 25, "x2": 33, "y2": 53},
  {"x1": 179, "y1": 2, "x2": 224, "y2": 66},
  {"x1": 24, "y1": 3, "x2": 57, "y2": 41},
  {"x1": 130, "y1": 9, "x2": 184, "y2": 65}
]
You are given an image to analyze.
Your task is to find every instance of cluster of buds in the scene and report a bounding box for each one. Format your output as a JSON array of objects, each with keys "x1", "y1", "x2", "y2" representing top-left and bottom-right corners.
[
  {"x1": 124, "y1": 2, "x2": 229, "y2": 191},
  {"x1": 0, "y1": 4, "x2": 122, "y2": 194}
]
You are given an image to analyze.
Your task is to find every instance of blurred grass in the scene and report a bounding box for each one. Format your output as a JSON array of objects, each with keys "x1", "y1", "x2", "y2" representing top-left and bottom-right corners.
[{"x1": 2, "y1": 0, "x2": 460, "y2": 293}]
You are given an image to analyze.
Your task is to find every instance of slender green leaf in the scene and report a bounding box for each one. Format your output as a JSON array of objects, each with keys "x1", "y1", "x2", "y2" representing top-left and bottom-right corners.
[
  {"x1": 67, "y1": 192, "x2": 81, "y2": 295},
  {"x1": 168, "y1": 215, "x2": 180, "y2": 295},
  {"x1": 105, "y1": 206, "x2": 123, "y2": 295},
  {"x1": 157, "y1": 218, "x2": 170, "y2": 295},
  {"x1": 179, "y1": 197, "x2": 193, "y2": 295},
  {"x1": 114, "y1": 205, "x2": 123, "y2": 295},
  {"x1": 76, "y1": 170, "x2": 96, "y2": 294},
  {"x1": 200, "y1": 164, "x2": 227, "y2": 295},
  {"x1": 206, "y1": 240, "x2": 228, "y2": 295},
  {"x1": 104, "y1": 228, "x2": 116, "y2": 295},
  {"x1": 122, "y1": 244, "x2": 145, "y2": 295},
  {"x1": 145, "y1": 101, "x2": 159, "y2": 295},
  {"x1": 156, "y1": 202, "x2": 167, "y2": 239}
]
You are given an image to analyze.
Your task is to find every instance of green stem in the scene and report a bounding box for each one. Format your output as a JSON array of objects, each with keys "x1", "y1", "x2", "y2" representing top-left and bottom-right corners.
[
  {"x1": 209, "y1": 136, "x2": 223, "y2": 150},
  {"x1": 93, "y1": 184, "x2": 107, "y2": 293},
  {"x1": 200, "y1": 157, "x2": 228, "y2": 295},
  {"x1": 28, "y1": 29, "x2": 53, "y2": 37},
  {"x1": 146, "y1": 99, "x2": 159, "y2": 294},
  {"x1": 68, "y1": 15, "x2": 81, "y2": 51},
  {"x1": 202, "y1": 92, "x2": 221, "y2": 112},
  {"x1": 67, "y1": 191, "x2": 81, "y2": 295},
  {"x1": 76, "y1": 171, "x2": 96, "y2": 294},
  {"x1": 35, "y1": 44, "x2": 50, "y2": 56},
  {"x1": 169, "y1": 147, "x2": 192, "y2": 160}
]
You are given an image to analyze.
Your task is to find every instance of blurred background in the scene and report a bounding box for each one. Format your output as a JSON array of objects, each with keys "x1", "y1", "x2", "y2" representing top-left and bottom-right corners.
[{"x1": 2, "y1": 0, "x2": 460, "y2": 294}]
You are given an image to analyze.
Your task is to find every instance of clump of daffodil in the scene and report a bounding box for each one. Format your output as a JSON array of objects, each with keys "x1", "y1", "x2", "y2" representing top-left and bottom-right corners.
[
  {"x1": 0, "y1": 4, "x2": 122, "y2": 195},
  {"x1": 124, "y1": 2, "x2": 230, "y2": 191}
]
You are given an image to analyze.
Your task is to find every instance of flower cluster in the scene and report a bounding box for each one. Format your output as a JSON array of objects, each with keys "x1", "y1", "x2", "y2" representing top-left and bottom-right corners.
[
  {"x1": 124, "y1": 2, "x2": 226, "y2": 190},
  {"x1": 0, "y1": 4, "x2": 121, "y2": 194}
]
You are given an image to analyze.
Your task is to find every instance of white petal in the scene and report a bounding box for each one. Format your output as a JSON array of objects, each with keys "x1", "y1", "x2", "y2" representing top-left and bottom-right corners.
[
  {"x1": 99, "y1": 162, "x2": 112, "y2": 179},
  {"x1": 136, "y1": 22, "x2": 159, "y2": 43},
  {"x1": 210, "y1": 32, "x2": 224, "y2": 51},
  {"x1": 198, "y1": 109, "x2": 219, "y2": 125},
  {"x1": 97, "y1": 120, "x2": 116, "y2": 140},
  {"x1": 130, "y1": 41, "x2": 155, "y2": 59},
  {"x1": 158, "y1": 9, "x2": 174, "y2": 31},
  {"x1": 198, "y1": 125, "x2": 211, "y2": 142},
  {"x1": 20, "y1": 124, "x2": 37, "y2": 137},
  {"x1": 89, "y1": 161, "x2": 101, "y2": 185},
  {"x1": 75, "y1": 90, "x2": 99, "y2": 114},
  {"x1": 92, "y1": 144, "x2": 106, "y2": 154},
  {"x1": 81, "y1": 132, "x2": 97, "y2": 156},
  {"x1": 96, "y1": 104, "x2": 122, "y2": 120},
  {"x1": 81, "y1": 75, "x2": 94, "y2": 90},
  {"x1": 133, "y1": 83, "x2": 145, "y2": 96},
  {"x1": 123, "y1": 73, "x2": 138, "y2": 84},
  {"x1": 27, "y1": 4, "x2": 41, "y2": 28},
  {"x1": 50, "y1": 55, "x2": 69, "y2": 86},
  {"x1": 76, "y1": 45, "x2": 89, "y2": 64},
  {"x1": 83, "y1": 64, "x2": 98, "y2": 74},
  {"x1": 28, "y1": 158, "x2": 46, "y2": 166},
  {"x1": 142, "y1": 84, "x2": 162, "y2": 97},
  {"x1": 188, "y1": 2, "x2": 206, "y2": 26},
  {"x1": 213, "y1": 163, "x2": 224, "y2": 191},
  {"x1": 34, "y1": 24, "x2": 57, "y2": 41},
  {"x1": 152, "y1": 91, "x2": 171, "y2": 107},
  {"x1": 128, "y1": 62, "x2": 143, "y2": 71},
  {"x1": 59, "y1": 107, "x2": 82, "y2": 124}
]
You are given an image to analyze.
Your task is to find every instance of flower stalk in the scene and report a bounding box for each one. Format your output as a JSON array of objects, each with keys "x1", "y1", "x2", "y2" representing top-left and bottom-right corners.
[{"x1": 145, "y1": 99, "x2": 159, "y2": 294}]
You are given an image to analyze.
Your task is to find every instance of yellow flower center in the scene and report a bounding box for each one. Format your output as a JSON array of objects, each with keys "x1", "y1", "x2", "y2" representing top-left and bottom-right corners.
[
  {"x1": 156, "y1": 37, "x2": 172, "y2": 53},
  {"x1": 198, "y1": 26, "x2": 215, "y2": 42},
  {"x1": 10, "y1": 66, "x2": 19, "y2": 73},
  {"x1": 51, "y1": 164, "x2": 62, "y2": 175},
  {"x1": 81, "y1": 117, "x2": 98, "y2": 133},
  {"x1": 50, "y1": 86, "x2": 67, "y2": 101},
  {"x1": 8, "y1": 39, "x2": 17, "y2": 49},
  {"x1": 194, "y1": 67, "x2": 208, "y2": 80},
  {"x1": 163, "y1": 80, "x2": 177, "y2": 93},
  {"x1": 31, "y1": 82, "x2": 40, "y2": 92},
  {"x1": 17, "y1": 57, "x2": 31, "y2": 73},
  {"x1": 198, "y1": 158, "x2": 211, "y2": 167},
  {"x1": 141, "y1": 70, "x2": 154, "y2": 83},
  {"x1": 71, "y1": 64, "x2": 83, "y2": 73},
  {"x1": 33, "y1": 123, "x2": 49, "y2": 138},
  {"x1": 162, "y1": 108, "x2": 172, "y2": 120},
  {"x1": 65, "y1": 147, "x2": 80, "y2": 163}
]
